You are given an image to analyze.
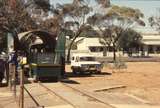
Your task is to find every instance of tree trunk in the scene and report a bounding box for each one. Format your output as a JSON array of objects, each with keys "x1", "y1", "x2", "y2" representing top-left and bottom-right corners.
[
  {"x1": 67, "y1": 44, "x2": 72, "y2": 63},
  {"x1": 13, "y1": 31, "x2": 20, "y2": 51},
  {"x1": 66, "y1": 31, "x2": 81, "y2": 63},
  {"x1": 113, "y1": 43, "x2": 116, "y2": 61}
]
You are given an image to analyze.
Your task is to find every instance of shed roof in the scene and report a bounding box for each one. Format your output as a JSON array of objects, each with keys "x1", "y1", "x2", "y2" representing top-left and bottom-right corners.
[{"x1": 17, "y1": 30, "x2": 56, "y2": 52}]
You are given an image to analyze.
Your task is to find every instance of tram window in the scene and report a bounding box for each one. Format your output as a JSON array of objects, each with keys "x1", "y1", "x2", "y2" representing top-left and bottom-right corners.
[
  {"x1": 89, "y1": 47, "x2": 96, "y2": 52},
  {"x1": 31, "y1": 49, "x2": 34, "y2": 53},
  {"x1": 89, "y1": 46, "x2": 104, "y2": 52},
  {"x1": 41, "y1": 49, "x2": 44, "y2": 53},
  {"x1": 35, "y1": 49, "x2": 38, "y2": 53}
]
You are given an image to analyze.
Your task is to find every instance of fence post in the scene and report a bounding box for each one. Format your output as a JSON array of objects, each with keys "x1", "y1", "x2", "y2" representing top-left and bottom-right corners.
[
  {"x1": 8, "y1": 63, "x2": 13, "y2": 90},
  {"x1": 5, "y1": 62, "x2": 9, "y2": 87},
  {"x1": 19, "y1": 69, "x2": 24, "y2": 108},
  {"x1": 12, "y1": 64, "x2": 16, "y2": 98}
]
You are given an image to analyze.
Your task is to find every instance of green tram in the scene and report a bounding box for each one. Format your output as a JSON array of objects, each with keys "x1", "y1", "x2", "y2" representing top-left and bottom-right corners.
[{"x1": 18, "y1": 30, "x2": 65, "y2": 81}]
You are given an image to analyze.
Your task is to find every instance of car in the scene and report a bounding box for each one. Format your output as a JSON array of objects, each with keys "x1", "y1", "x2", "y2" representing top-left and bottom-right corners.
[{"x1": 71, "y1": 53, "x2": 103, "y2": 74}]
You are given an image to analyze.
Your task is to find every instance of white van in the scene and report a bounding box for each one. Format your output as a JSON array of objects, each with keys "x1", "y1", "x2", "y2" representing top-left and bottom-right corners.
[{"x1": 71, "y1": 54, "x2": 103, "y2": 74}]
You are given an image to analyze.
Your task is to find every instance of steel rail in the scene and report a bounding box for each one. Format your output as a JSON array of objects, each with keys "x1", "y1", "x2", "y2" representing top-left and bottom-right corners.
[
  {"x1": 38, "y1": 82, "x2": 77, "y2": 108},
  {"x1": 23, "y1": 86, "x2": 44, "y2": 108},
  {"x1": 61, "y1": 82, "x2": 116, "y2": 108}
]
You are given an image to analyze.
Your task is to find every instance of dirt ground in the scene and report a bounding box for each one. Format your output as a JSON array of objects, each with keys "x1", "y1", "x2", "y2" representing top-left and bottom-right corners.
[
  {"x1": 0, "y1": 62, "x2": 160, "y2": 108},
  {"x1": 65, "y1": 62, "x2": 160, "y2": 104}
]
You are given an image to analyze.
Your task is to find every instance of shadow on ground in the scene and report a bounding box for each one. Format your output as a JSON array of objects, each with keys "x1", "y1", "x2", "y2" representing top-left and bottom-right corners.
[
  {"x1": 65, "y1": 71, "x2": 112, "y2": 78},
  {"x1": 65, "y1": 72, "x2": 92, "y2": 78},
  {"x1": 38, "y1": 77, "x2": 59, "y2": 83},
  {"x1": 0, "y1": 83, "x2": 8, "y2": 87},
  {"x1": 94, "y1": 72, "x2": 112, "y2": 75},
  {"x1": 19, "y1": 71, "x2": 112, "y2": 84},
  {"x1": 60, "y1": 78, "x2": 80, "y2": 84}
]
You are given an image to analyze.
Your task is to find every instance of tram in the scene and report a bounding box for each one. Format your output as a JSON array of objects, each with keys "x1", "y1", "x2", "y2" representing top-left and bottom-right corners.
[{"x1": 18, "y1": 30, "x2": 65, "y2": 81}]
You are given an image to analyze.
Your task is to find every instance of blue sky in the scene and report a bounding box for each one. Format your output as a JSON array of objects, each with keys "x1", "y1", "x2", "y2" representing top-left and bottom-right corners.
[
  {"x1": 111, "y1": 0, "x2": 160, "y2": 19},
  {"x1": 50, "y1": 0, "x2": 160, "y2": 33},
  {"x1": 112, "y1": 0, "x2": 160, "y2": 14},
  {"x1": 111, "y1": 0, "x2": 160, "y2": 32}
]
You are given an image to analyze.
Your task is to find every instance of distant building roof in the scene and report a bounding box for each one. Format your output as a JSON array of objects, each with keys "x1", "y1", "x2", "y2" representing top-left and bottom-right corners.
[
  {"x1": 142, "y1": 34, "x2": 160, "y2": 45},
  {"x1": 76, "y1": 34, "x2": 160, "y2": 46}
]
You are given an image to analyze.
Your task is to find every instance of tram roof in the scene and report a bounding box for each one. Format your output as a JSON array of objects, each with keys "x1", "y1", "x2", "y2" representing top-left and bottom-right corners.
[
  {"x1": 17, "y1": 30, "x2": 57, "y2": 52},
  {"x1": 18, "y1": 30, "x2": 56, "y2": 40}
]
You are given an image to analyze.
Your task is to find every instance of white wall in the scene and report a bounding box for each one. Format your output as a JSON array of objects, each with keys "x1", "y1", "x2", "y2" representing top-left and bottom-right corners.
[{"x1": 73, "y1": 35, "x2": 160, "y2": 58}]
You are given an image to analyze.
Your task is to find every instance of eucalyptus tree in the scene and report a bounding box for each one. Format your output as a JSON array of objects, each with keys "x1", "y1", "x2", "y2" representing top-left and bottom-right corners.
[
  {"x1": 0, "y1": 0, "x2": 53, "y2": 50},
  {"x1": 1, "y1": 0, "x2": 39, "y2": 32},
  {"x1": 24, "y1": 0, "x2": 111, "y2": 62},
  {"x1": 0, "y1": 0, "x2": 34, "y2": 50},
  {"x1": 23, "y1": 0, "x2": 54, "y2": 30},
  {"x1": 0, "y1": 0, "x2": 111, "y2": 57},
  {"x1": 118, "y1": 28, "x2": 142, "y2": 56},
  {"x1": 55, "y1": 0, "x2": 111, "y2": 62},
  {"x1": 88, "y1": 5, "x2": 145, "y2": 61},
  {"x1": 53, "y1": 0, "x2": 101, "y2": 62}
]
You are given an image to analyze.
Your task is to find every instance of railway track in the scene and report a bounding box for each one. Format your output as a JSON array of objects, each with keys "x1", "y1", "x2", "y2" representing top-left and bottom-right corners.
[
  {"x1": 38, "y1": 82, "x2": 115, "y2": 108},
  {"x1": 38, "y1": 82, "x2": 77, "y2": 108},
  {"x1": 21, "y1": 81, "x2": 160, "y2": 108},
  {"x1": 60, "y1": 82, "x2": 115, "y2": 107}
]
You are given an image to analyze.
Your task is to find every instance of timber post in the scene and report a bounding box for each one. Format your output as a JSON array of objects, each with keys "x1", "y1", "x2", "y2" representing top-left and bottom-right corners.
[{"x1": 19, "y1": 68, "x2": 24, "y2": 108}]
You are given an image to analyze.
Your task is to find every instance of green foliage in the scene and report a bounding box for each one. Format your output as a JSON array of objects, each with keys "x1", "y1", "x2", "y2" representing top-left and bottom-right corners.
[
  {"x1": 88, "y1": 5, "x2": 145, "y2": 28},
  {"x1": 79, "y1": 29, "x2": 99, "y2": 37},
  {"x1": 118, "y1": 29, "x2": 142, "y2": 50},
  {"x1": 33, "y1": 0, "x2": 51, "y2": 11},
  {"x1": 0, "y1": 0, "x2": 37, "y2": 33},
  {"x1": 0, "y1": 0, "x2": 53, "y2": 51},
  {"x1": 108, "y1": 5, "x2": 144, "y2": 19},
  {"x1": 148, "y1": 9, "x2": 160, "y2": 33},
  {"x1": 106, "y1": 5, "x2": 145, "y2": 27},
  {"x1": 95, "y1": 0, "x2": 110, "y2": 8},
  {"x1": 87, "y1": 13, "x2": 103, "y2": 26},
  {"x1": 0, "y1": 32, "x2": 7, "y2": 52},
  {"x1": 87, "y1": 4, "x2": 145, "y2": 60},
  {"x1": 56, "y1": 0, "x2": 94, "y2": 62}
]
